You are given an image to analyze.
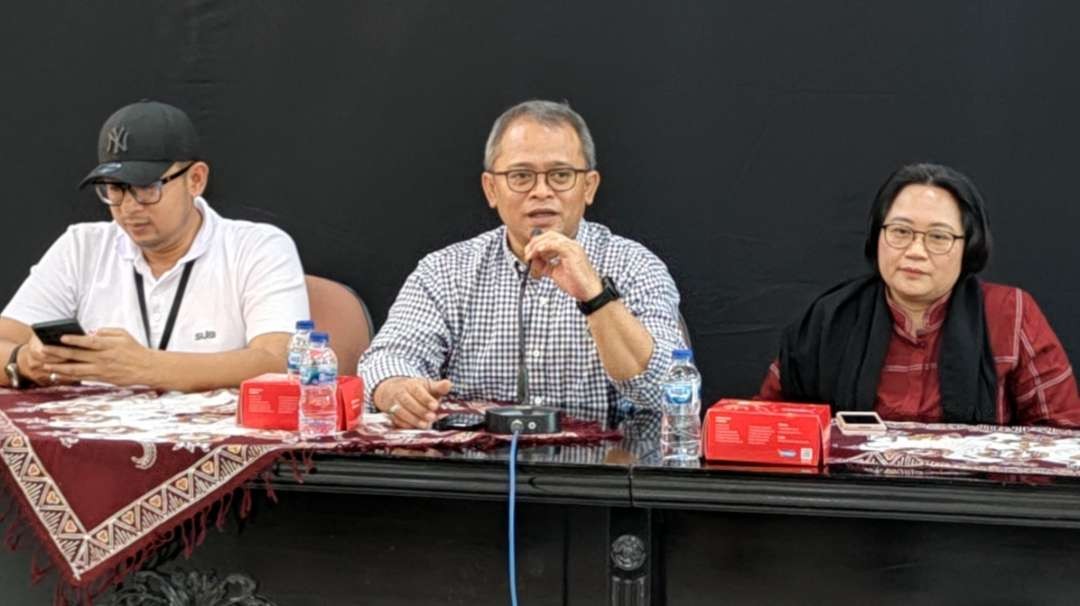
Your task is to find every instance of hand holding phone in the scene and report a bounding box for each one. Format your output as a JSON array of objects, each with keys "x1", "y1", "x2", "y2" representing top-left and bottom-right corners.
[{"x1": 10, "y1": 320, "x2": 88, "y2": 387}]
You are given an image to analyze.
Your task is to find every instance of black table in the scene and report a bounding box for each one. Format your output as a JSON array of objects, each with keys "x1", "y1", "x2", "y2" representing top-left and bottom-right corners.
[{"x1": 6, "y1": 410, "x2": 1080, "y2": 605}]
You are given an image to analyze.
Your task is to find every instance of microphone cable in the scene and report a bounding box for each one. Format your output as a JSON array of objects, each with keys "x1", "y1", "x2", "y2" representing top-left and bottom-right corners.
[
  {"x1": 507, "y1": 426, "x2": 523, "y2": 606},
  {"x1": 510, "y1": 228, "x2": 541, "y2": 604}
]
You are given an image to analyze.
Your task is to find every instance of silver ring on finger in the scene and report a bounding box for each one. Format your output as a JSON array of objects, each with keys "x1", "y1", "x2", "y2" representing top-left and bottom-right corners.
[
  {"x1": 49, "y1": 372, "x2": 59, "y2": 385},
  {"x1": 388, "y1": 403, "x2": 401, "y2": 416}
]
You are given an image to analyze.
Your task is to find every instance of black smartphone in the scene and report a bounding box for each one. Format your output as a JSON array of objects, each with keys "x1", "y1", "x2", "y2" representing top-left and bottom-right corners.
[
  {"x1": 31, "y1": 319, "x2": 87, "y2": 347},
  {"x1": 432, "y1": 412, "x2": 486, "y2": 431}
]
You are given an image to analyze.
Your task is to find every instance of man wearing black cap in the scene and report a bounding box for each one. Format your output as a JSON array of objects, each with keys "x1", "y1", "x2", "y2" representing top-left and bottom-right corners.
[{"x1": 0, "y1": 101, "x2": 309, "y2": 391}]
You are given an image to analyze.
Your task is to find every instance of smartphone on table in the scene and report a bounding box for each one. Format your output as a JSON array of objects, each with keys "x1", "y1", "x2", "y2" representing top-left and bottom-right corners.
[
  {"x1": 431, "y1": 412, "x2": 486, "y2": 431},
  {"x1": 835, "y1": 411, "x2": 888, "y2": 435}
]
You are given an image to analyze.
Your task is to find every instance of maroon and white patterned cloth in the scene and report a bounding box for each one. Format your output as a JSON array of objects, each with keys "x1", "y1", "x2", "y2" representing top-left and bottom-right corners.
[
  {"x1": 0, "y1": 386, "x2": 619, "y2": 599},
  {"x1": 829, "y1": 420, "x2": 1080, "y2": 477}
]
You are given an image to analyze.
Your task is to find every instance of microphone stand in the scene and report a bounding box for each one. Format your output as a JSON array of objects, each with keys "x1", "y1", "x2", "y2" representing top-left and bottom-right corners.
[
  {"x1": 515, "y1": 227, "x2": 544, "y2": 407},
  {"x1": 515, "y1": 261, "x2": 530, "y2": 406}
]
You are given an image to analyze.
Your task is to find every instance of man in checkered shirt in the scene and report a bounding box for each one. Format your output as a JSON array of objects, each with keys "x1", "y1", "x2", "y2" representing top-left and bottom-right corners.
[{"x1": 359, "y1": 100, "x2": 685, "y2": 429}]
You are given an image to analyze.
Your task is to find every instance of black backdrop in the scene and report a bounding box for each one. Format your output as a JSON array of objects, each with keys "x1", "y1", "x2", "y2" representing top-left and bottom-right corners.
[{"x1": 2, "y1": 1, "x2": 1078, "y2": 404}]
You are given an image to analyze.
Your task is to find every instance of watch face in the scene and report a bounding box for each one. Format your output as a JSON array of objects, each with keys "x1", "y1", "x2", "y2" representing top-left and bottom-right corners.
[
  {"x1": 4, "y1": 363, "x2": 19, "y2": 388},
  {"x1": 603, "y1": 276, "x2": 619, "y2": 297}
]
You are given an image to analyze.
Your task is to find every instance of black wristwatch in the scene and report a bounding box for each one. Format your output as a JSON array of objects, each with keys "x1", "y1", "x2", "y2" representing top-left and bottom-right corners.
[
  {"x1": 578, "y1": 276, "x2": 621, "y2": 316},
  {"x1": 4, "y1": 344, "x2": 25, "y2": 389}
]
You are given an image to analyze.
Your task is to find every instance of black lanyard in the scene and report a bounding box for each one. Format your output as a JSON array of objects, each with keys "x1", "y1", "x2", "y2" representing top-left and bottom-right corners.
[{"x1": 134, "y1": 260, "x2": 196, "y2": 351}]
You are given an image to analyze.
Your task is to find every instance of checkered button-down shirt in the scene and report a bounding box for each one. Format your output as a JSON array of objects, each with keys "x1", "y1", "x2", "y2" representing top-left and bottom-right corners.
[{"x1": 359, "y1": 220, "x2": 685, "y2": 425}]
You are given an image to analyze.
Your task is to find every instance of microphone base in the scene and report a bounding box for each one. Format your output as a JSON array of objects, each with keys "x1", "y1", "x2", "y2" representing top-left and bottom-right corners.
[{"x1": 485, "y1": 406, "x2": 562, "y2": 435}]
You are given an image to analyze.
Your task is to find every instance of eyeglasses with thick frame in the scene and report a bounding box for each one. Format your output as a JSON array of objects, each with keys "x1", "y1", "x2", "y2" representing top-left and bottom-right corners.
[
  {"x1": 93, "y1": 163, "x2": 195, "y2": 206},
  {"x1": 487, "y1": 167, "x2": 591, "y2": 193},
  {"x1": 881, "y1": 223, "x2": 965, "y2": 255}
]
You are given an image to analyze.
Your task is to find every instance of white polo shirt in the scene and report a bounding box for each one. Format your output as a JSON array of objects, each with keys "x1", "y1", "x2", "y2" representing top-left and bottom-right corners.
[{"x1": 2, "y1": 196, "x2": 309, "y2": 353}]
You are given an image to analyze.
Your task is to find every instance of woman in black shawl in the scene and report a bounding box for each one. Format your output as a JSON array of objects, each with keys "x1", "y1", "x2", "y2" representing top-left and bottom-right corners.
[{"x1": 756, "y1": 163, "x2": 1080, "y2": 427}]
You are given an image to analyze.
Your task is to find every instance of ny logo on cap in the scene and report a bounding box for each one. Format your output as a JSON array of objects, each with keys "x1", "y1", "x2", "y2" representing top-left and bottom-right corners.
[{"x1": 106, "y1": 125, "x2": 129, "y2": 156}]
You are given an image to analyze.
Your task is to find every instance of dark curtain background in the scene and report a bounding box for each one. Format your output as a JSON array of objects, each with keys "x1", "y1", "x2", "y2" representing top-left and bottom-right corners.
[{"x1": 2, "y1": 1, "x2": 1077, "y2": 404}]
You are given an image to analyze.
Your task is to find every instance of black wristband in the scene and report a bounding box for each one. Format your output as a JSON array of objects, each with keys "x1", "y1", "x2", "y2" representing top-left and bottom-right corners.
[{"x1": 578, "y1": 276, "x2": 621, "y2": 316}]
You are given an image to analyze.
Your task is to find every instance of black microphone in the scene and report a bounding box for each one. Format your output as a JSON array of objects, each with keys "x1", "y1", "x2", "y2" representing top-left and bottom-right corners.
[
  {"x1": 515, "y1": 228, "x2": 543, "y2": 405},
  {"x1": 492, "y1": 227, "x2": 561, "y2": 435}
]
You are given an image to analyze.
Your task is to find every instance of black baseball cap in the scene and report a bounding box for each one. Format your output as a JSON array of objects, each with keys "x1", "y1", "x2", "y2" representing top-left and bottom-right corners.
[{"x1": 78, "y1": 100, "x2": 200, "y2": 189}]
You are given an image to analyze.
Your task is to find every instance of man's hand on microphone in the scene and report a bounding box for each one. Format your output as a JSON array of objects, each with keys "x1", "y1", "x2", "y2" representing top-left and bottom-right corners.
[
  {"x1": 373, "y1": 377, "x2": 453, "y2": 429},
  {"x1": 523, "y1": 230, "x2": 604, "y2": 302}
]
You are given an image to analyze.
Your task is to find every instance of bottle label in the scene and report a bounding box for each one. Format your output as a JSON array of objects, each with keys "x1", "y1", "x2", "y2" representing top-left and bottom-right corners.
[
  {"x1": 664, "y1": 383, "x2": 694, "y2": 405},
  {"x1": 300, "y1": 365, "x2": 318, "y2": 386},
  {"x1": 287, "y1": 351, "x2": 302, "y2": 372},
  {"x1": 317, "y1": 363, "x2": 337, "y2": 385}
]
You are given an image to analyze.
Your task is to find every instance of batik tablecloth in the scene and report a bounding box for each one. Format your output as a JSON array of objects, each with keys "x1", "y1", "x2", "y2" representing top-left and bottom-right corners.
[
  {"x1": 829, "y1": 420, "x2": 1080, "y2": 477},
  {"x1": 0, "y1": 385, "x2": 618, "y2": 600}
]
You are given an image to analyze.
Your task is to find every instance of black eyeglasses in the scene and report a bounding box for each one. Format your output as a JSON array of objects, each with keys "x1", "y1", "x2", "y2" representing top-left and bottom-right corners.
[
  {"x1": 93, "y1": 163, "x2": 194, "y2": 206},
  {"x1": 487, "y1": 167, "x2": 590, "y2": 193},
  {"x1": 881, "y1": 223, "x2": 964, "y2": 255}
]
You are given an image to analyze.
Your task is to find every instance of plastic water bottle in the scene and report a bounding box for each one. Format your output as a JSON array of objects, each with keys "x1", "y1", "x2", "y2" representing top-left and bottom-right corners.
[
  {"x1": 287, "y1": 320, "x2": 315, "y2": 381},
  {"x1": 661, "y1": 349, "x2": 702, "y2": 463},
  {"x1": 298, "y1": 331, "x2": 338, "y2": 438}
]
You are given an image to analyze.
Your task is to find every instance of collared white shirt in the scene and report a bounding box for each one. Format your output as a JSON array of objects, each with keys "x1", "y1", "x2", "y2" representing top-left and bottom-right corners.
[
  {"x1": 2, "y1": 196, "x2": 309, "y2": 352},
  {"x1": 358, "y1": 220, "x2": 685, "y2": 425}
]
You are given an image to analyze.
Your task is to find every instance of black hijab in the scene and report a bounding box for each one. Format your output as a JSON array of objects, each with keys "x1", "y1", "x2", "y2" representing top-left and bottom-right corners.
[
  {"x1": 778, "y1": 163, "x2": 997, "y2": 424},
  {"x1": 777, "y1": 273, "x2": 997, "y2": 423}
]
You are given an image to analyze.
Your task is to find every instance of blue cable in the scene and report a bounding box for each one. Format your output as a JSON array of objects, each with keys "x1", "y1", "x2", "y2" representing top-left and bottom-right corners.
[{"x1": 508, "y1": 429, "x2": 521, "y2": 606}]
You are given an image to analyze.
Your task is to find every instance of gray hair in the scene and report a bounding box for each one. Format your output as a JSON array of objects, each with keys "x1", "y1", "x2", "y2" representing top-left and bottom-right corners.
[{"x1": 483, "y1": 99, "x2": 597, "y2": 171}]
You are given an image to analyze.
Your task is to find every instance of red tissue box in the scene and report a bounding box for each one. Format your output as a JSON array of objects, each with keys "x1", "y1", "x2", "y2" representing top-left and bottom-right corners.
[
  {"x1": 703, "y1": 399, "x2": 831, "y2": 466},
  {"x1": 238, "y1": 373, "x2": 364, "y2": 431}
]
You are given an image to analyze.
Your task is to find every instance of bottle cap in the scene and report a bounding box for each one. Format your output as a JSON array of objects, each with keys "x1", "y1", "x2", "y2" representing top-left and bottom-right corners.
[
  {"x1": 295, "y1": 320, "x2": 315, "y2": 331},
  {"x1": 310, "y1": 331, "x2": 329, "y2": 344}
]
